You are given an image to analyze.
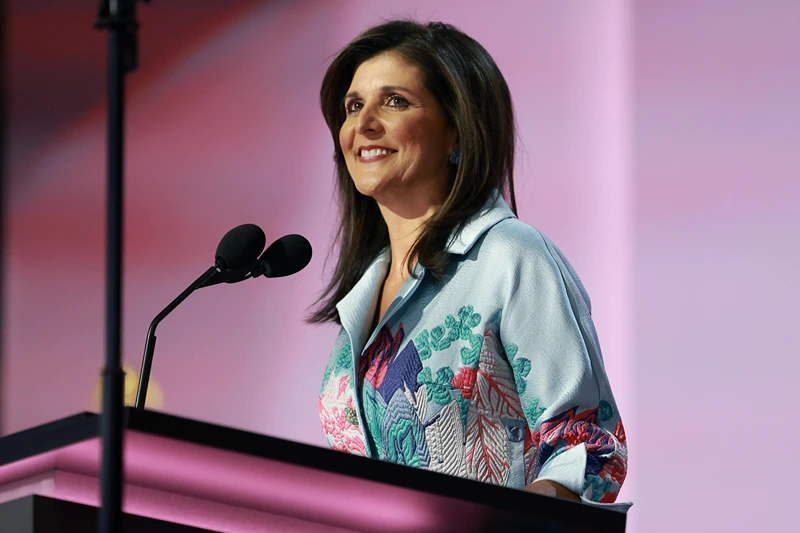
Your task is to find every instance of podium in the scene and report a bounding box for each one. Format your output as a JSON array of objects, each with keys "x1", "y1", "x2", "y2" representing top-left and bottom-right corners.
[{"x1": 0, "y1": 408, "x2": 626, "y2": 532}]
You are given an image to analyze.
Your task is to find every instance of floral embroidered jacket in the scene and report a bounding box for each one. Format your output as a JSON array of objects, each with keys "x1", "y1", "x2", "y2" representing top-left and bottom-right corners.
[{"x1": 318, "y1": 192, "x2": 628, "y2": 506}]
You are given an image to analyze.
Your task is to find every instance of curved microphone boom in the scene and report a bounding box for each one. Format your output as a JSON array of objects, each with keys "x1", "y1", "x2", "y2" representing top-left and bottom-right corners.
[{"x1": 134, "y1": 224, "x2": 266, "y2": 409}]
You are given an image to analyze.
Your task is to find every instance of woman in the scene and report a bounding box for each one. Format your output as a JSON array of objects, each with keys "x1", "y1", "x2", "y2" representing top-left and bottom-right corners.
[{"x1": 311, "y1": 20, "x2": 627, "y2": 506}]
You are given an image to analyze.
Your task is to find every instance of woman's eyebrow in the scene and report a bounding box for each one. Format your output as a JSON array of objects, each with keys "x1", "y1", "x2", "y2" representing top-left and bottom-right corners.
[{"x1": 344, "y1": 85, "x2": 414, "y2": 101}]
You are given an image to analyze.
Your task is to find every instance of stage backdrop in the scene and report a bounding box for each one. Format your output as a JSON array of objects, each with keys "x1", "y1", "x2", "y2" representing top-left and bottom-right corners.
[{"x1": 3, "y1": 1, "x2": 798, "y2": 532}]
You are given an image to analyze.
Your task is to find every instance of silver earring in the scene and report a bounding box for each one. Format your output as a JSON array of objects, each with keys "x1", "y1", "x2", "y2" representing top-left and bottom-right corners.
[{"x1": 449, "y1": 148, "x2": 460, "y2": 165}]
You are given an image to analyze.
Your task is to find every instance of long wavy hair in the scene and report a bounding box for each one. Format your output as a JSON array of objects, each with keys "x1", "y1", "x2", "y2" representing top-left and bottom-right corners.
[{"x1": 308, "y1": 20, "x2": 517, "y2": 324}]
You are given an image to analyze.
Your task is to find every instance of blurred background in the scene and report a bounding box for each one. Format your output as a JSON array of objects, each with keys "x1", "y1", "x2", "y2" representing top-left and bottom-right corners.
[{"x1": 2, "y1": 1, "x2": 798, "y2": 531}]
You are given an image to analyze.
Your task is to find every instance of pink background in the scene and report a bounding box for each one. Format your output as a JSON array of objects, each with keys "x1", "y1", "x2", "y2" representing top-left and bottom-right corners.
[{"x1": 3, "y1": 1, "x2": 798, "y2": 531}]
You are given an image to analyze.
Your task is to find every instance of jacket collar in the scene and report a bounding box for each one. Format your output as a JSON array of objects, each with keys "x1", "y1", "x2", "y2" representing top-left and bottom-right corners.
[
  {"x1": 444, "y1": 190, "x2": 516, "y2": 255},
  {"x1": 335, "y1": 190, "x2": 515, "y2": 349}
]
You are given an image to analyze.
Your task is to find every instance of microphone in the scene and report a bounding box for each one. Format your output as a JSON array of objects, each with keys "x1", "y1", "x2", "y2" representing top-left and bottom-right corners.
[
  {"x1": 134, "y1": 224, "x2": 266, "y2": 409},
  {"x1": 214, "y1": 224, "x2": 267, "y2": 270},
  {"x1": 199, "y1": 233, "x2": 313, "y2": 287},
  {"x1": 253, "y1": 234, "x2": 313, "y2": 279}
]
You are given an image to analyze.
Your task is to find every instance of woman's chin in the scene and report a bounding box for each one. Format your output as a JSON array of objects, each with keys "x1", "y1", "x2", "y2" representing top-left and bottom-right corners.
[{"x1": 351, "y1": 177, "x2": 388, "y2": 199}]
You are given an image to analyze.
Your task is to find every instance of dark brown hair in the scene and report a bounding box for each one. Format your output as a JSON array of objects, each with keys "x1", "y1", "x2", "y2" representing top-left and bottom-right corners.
[{"x1": 308, "y1": 20, "x2": 517, "y2": 324}]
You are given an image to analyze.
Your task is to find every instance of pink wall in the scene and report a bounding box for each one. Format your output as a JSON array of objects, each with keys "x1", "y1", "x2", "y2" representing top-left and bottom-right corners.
[
  {"x1": 3, "y1": 1, "x2": 797, "y2": 531},
  {"x1": 631, "y1": 1, "x2": 800, "y2": 531}
]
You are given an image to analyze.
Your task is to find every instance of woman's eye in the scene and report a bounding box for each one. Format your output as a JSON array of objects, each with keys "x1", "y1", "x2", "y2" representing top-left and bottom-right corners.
[
  {"x1": 386, "y1": 95, "x2": 408, "y2": 108},
  {"x1": 345, "y1": 100, "x2": 363, "y2": 114}
]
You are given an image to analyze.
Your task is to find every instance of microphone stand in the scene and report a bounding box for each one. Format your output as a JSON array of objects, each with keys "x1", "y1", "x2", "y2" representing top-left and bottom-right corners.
[
  {"x1": 94, "y1": 2, "x2": 149, "y2": 532},
  {"x1": 135, "y1": 266, "x2": 219, "y2": 409}
]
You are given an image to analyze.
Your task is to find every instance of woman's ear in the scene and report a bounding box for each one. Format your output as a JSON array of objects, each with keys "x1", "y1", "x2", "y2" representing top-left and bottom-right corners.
[{"x1": 449, "y1": 129, "x2": 460, "y2": 154}]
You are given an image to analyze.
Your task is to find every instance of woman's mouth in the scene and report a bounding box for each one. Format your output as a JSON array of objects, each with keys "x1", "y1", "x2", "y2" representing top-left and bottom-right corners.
[{"x1": 358, "y1": 147, "x2": 397, "y2": 162}]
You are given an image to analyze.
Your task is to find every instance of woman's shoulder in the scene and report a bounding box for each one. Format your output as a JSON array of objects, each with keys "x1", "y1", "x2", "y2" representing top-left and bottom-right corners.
[
  {"x1": 477, "y1": 216, "x2": 555, "y2": 262},
  {"x1": 475, "y1": 217, "x2": 592, "y2": 309}
]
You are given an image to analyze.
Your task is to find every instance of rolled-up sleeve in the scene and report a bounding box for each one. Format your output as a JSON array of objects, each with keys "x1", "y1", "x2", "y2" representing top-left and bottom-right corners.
[{"x1": 497, "y1": 228, "x2": 628, "y2": 506}]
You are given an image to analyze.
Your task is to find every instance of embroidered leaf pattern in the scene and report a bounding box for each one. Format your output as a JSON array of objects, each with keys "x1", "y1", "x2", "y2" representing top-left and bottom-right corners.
[
  {"x1": 473, "y1": 333, "x2": 524, "y2": 420},
  {"x1": 424, "y1": 400, "x2": 467, "y2": 477},
  {"x1": 415, "y1": 330, "x2": 432, "y2": 360},
  {"x1": 505, "y1": 343, "x2": 518, "y2": 361},
  {"x1": 510, "y1": 351, "x2": 531, "y2": 396},
  {"x1": 459, "y1": 306, "x2": 481, "y2": 328},
  {"x1": 386, "y1": 420, "x2": 422, "y2": 466},
  {"x1": 523, "y1": 430, "x2": 538, "y2": 485},
  {"x1": 454, "y1": 394, "x2": 469, "y2": 436},
  {"x1": 335, "y1": 342, "x2": 353, "y2": 370},
  {"x1": 363, "y1": 383, "x2": 387, "y2": 456},
  {"x1": 463, "y1": 331, "x2": 523, "y2": 486},
  {"x1": 460, "y1": 335, "x2": 483, "y2": 367},
  {"x1": 505, "y1": 342, "x2": 530, "y2": 396},
  {"x1": 598, "y1": 400, "x2": 614, "y2": 422},
  {"x1": 321, "y1": 339, "x2": 352, "y2": 394},
  {"x1": 381, "y1": 390, "x2": 429, "y2": 467},
  {"x1": 465, "y1": 408, "x2": 510, "y2": 485},
  {"x1": 413, "y1": 305, "x2": 484, "y2": 365},
  {"x1": 403, "y1": 383, "x2": 428, "y2": 423},
  {"x1": 417, "y1": 367, "x2": 456, "y2": 406},
  {"x1": 524, "y1": 397, "x2": 546, "y2": 427}
]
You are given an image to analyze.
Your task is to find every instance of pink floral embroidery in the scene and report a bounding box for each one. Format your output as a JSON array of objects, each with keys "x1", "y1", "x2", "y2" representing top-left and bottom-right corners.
[{"x1": 318, "y1": 374, "x2": 367, "y2": 456}]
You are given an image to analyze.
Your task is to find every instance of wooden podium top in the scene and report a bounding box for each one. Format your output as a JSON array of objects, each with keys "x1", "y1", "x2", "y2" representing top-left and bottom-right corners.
[{"x1": 0, "y1": 408, "x2": 626, "y2": 533}]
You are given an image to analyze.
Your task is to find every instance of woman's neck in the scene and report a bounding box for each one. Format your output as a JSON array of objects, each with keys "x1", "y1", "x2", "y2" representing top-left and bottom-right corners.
[{"x1": 378, "y1": 199, "x2": 441, "y2": 282}]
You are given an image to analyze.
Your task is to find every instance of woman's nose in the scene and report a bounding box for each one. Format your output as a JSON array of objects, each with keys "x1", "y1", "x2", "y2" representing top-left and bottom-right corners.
[{"x1": 355, "y1": 105, "x2": 383, "y2": 135}]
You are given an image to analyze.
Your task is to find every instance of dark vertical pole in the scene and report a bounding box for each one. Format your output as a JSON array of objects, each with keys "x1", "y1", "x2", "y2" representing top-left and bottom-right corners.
[
  {"x1": 0, "y1": 0, "x2": 7, "y2": 438},
  {"x1": 95, "y1": 2, "x2": 146, "y2": 531},
  {"x1": 99, "y1": 22, "x2": 126, "y2": 533}
]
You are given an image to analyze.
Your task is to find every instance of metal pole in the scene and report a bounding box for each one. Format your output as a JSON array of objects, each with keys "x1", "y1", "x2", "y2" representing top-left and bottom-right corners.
[{"x1": 94, "y1": 2, "x2": 147, "y2": 531}]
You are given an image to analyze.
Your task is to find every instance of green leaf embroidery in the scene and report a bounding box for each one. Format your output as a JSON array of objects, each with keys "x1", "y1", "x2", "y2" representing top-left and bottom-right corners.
[
  {"x1": 513, "y1": 357, "x2": 531, "y2": 378},
  {"x1": 524, "y1": 398, "x2": 546, "y2": 427},
  {"x1": 506, "y1": 343, "x2": 519, "y2": 361},
  {"x1": 386, "y1": 419, "x2": 421, "y2": 467},
  {"x1": 334, "y1": 342, "x2": 353, "y2": 370},
  {"x1": 418, "y1": 367, "x2": 455, "y2": 406},
  {"x1": 431, "y1": 326, "x2": 445, "y2": 344},
  {"x1": 598, "y1": 400, "x2": 614, "y2": 422},
  {"x1": 363, "y1": 386, "x2": 387, "y2": 454},
  {"x1": 515, "y1": 375, "x2": 527, "y2": 396},
  {"x1": 414, "y1": 305, "x2": 484, "y2": 365},
  {"x1": 415, "y1": 330, "x2": 432, "y2": 360},
  {"x1": 454, "y1": 394, "x2": 470, "y2": 436},
  {"x1": 508, "y1": 347, "x2": 530, "y2": 396},
  {"x1": 459, "y1": 334, "x2": 482, "y2": 366}
]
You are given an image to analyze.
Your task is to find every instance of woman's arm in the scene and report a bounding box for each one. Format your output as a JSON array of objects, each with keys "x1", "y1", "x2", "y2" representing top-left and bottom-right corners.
[
  {"x1": 525, "y1": 479, "x2": 581, "y2": 501},
  {"x1": 496, "y1": 224, "x2": 628, "y2": 503}
]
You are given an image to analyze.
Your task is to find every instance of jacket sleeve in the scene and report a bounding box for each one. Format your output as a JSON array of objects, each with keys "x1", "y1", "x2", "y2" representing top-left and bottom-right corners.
[{"x1": 497, "y1": 228, "x2": 628, "y2": 506}]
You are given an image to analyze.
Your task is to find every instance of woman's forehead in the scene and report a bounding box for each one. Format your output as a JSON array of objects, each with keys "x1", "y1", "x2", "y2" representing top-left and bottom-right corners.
[{"x1": 348, "y1": 52, "x2": 424, "y2": 93}]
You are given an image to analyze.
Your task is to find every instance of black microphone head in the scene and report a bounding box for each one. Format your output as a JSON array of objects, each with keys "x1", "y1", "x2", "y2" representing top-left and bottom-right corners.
[
  {"x1": 258, "y1": 234, "x2": 312, "y2": 278},
  {"x1": 215, "y1": 224, "x2": 266, "y2": 271}
]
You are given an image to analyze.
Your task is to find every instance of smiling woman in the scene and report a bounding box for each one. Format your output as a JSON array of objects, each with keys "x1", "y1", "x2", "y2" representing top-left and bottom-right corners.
[
  {"x1": 309, "y1": 20, "x2": 629, "y2": 511},
  {"x1": 339, "y1": 52, "x2": 457, "y2": 216}
]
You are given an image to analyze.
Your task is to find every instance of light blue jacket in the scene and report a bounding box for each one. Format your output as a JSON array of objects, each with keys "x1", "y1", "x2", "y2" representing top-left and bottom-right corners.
[{"x1": 318, "y1": 192, "x2": 628, "y2": 506}]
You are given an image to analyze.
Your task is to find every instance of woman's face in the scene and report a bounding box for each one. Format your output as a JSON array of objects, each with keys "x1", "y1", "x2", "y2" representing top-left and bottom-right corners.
[{"x1": 339, "y1": 52, "x2": 457, "y2": 208}]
